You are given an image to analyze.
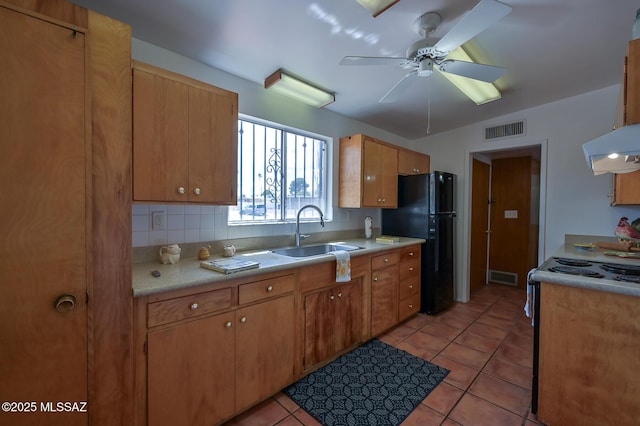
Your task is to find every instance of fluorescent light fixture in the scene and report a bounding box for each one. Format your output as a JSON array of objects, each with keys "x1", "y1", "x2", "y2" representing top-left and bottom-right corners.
[
  {"x1": 264, "y1": 69, "x2": 335, "y2": 108},
  {"x1": 583, "y1": 123, "x2": 640, "y2": 175},
  {"x1": 356, "y1": 0, "x2": 400, "y2": 17},
  {"x1": 438, "y1": 47, "x2": 502, "y2": 105}
]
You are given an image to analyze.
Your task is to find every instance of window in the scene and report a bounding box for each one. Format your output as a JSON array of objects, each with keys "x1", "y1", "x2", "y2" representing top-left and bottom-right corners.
[{"x1": 229, "y1": 116, "x2": 329, "y2": 224}]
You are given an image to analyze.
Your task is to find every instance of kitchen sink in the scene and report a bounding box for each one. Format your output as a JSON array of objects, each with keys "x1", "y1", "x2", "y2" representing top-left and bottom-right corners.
[{"x1": 271, "y1": 243, "x2": 362, "y2": 258}]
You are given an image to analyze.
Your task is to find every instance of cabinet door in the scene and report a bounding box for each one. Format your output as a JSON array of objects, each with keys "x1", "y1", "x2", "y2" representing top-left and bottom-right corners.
[
  {"x1": 147, "y1": 312, "x2": 235, "y2": 426},
  {"x1": 333, "y1": 281, "x2": 363, "y2": 354},
  {"x1": 133, "y1": 67, "x2": 190, "y2": 201},
  {"x1": 0, "y1": 8, "x2": 88, "y2": 425},
  {"x1": 398, "y1": 149, "x2": 430, "y2": 175},
  {"x1": 235, "y1": 295, "x2": 295, "y2": 412},
  {"x1": 371, "y1": 267, "x2": 399, "y2": 335},
  {"x1": 304, "y1": 288, "x2": 336, "y2": 369},
  {"x1": 189, "y1": 86, "x2": 238, "y2": 204},
  {"x1": 613, "y1": 170, "x2": 640, "y2": 205},
  {"x1": 362, "y1": 138, "x2": 398, "y2": 207}
]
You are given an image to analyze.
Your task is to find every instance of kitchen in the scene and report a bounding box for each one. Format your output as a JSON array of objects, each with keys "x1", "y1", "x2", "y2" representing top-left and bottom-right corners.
[{"x1": 2, "y1": 0, "x2": 640, "y2": 425}]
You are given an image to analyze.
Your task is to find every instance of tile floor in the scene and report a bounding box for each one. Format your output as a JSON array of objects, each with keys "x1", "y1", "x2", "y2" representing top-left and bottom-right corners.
[{"x1": 225, "y1": 284, "x2": 543, "y2": 426}]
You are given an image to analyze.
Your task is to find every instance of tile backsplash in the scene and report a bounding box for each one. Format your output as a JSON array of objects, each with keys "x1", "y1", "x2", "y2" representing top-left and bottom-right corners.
[{"x1": 132, "y1": 204, "x2": 374, "y2": 248}]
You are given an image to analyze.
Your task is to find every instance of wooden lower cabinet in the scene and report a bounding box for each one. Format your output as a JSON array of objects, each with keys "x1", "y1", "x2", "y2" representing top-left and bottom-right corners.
[
  {"x1": 371, "y1": 252, "x2": 400, "y2": 335},
  {"x1": 304, "y1": 281, "x2": 363, "y2": 369},
  {"x1": 140, "y1": 275, "x2": 295, "y2": 426},
  {"x1": 398, "y1": 245, "x2": 421, "y2": 321},
  {"x1": 147, "y1": 311, "x2": 235, "y2": 426},
  {"x1": 538, "y1": 282, "x2": 640, "y2": 425}
]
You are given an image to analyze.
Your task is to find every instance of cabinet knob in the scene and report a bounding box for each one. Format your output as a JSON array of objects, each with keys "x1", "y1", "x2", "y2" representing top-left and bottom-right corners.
[
  {"x1": 373, "y1": 277, "x2": 378, "y2": 282},
  {"x1": 177, "y1": 186, "x2": 185, "y2": 194},
  {"x1": 266, "y1": 285, "x2": 273, "y2": 292},
  {"x1": 408, "y1": 304, "x2": 413, "y2": 308},
  {"x1": 193, "y1": 187, "x2": 201, "y2": 195},
  {"x1": 377, "y1": 198, "x2": 382, "y2": 203},
  {"x1": 338, "y1": 292, "x2": 343, "y2": 298},
  {"x1": 409, "y1": 267, "x2": 414, "y2": 272},
  {"x1": 330, "y1": 295, "x2": 335, "y2": 300},
  {"x1": 240, "y1": 316, "x2": 247, "y2": 323},
  {"x1": 409, "y1": 252, "x2": 414, "y2": 256},
  {"x1": 382, "y1": 198, "x2": 386, "y2": 203},
  {"x1": 409, "y1": 285, "x2": 413, "y2": 289},
  {"x1": 225, "y1": 321, "x2": 232, "y2": 328},
  {"x1": 190, "y1": 303, "x2": 199, "y2": 310},
  {"x1": 384, "y1": 258, "x2": 389, "y2": 263},
  {"x1": 54, "y1": 294, "x2": 76, "y2": 313}
]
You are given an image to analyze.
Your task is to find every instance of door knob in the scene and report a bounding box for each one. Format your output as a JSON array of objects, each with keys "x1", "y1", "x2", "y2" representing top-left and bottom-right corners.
[{"x1": 54, "y1": 294, "x2": 76, "y2": 313}]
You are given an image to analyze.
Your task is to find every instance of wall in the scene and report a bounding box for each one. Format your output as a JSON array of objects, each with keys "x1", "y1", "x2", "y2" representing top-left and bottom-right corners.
[
  {"x1": 416, "y1": 85, "x2": 640, "y2": 301},
  {"x1": 131, "y1": 39, "x2": 404, "y2": 247}
]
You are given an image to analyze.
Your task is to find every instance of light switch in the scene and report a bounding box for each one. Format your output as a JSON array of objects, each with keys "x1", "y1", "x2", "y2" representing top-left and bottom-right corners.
[
  {"x1": 152, "y1": 211, "x2": 166, "y2": 230},
  {"x1": 504, "y1": 210, "x2": 518, "y2": 219}
]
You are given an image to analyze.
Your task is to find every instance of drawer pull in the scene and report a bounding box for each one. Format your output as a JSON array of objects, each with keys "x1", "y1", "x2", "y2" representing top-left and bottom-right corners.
[
  {"x1": 225, "y1": 321, "x2": 232, "y2": 328},
  {"x1": 266, "y1": 285, "x2": 273, "y2": 292},
  {"x1": 190, "y1": 303, "x2": 199, "y2": 310},
  {"x1": 240, "y1": 316, "x2": 247, "y2": 324}
]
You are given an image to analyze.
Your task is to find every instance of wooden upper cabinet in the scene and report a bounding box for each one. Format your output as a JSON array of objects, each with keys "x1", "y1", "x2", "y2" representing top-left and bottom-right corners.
[
  {"x1": 613, "y1": 40, "x2": 640, "y2": 204},
  {"x1": 398, "y1": 148, "x2": 430, "y2": 175},
  {"x1": 339, "y1": 134, "x2": 398, "y2": 208},
  {"x1": 612, "y1": 170, "x2": 640, "y2": 205},
  {"x1": 133, "y1": 61, "x2": 238, "y2": 204}
]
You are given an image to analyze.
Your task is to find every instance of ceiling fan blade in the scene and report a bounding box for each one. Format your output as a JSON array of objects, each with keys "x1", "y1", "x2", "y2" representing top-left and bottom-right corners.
[
  {"x1": 340, "y1": 56, "x2": 407, "y2": 66},
  {"x1": 438, "y1": 59, "x2": 506, "y2": 82},
  {"x1": 433, "y1": 0, "x2": 512, "y2": 54},
  {"x1": 379, "y1": 71, "x2": 418, "y2": 103}
]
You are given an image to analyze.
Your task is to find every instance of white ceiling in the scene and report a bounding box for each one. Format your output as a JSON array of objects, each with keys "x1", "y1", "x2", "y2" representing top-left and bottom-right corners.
[{"x1": 71, "y1": 0, "x2": 639, "y2": 140}]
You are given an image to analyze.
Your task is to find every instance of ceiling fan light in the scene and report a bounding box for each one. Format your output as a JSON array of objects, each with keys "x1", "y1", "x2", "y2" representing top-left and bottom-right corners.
[
  {"x1": 355, "y1": 0, "x2": 400, "y2": 17},
  {"x1": 440, "y1": 47, "x2": 502, "y2": 105},
  {"x1": 264, "y1": 69, "x2": 335, "y2": 108}
]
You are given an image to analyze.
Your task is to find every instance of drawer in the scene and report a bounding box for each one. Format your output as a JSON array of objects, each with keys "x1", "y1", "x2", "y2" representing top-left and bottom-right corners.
[
  {"x1": 398, "y1": 279, "x2": 420, "y2": 300},
  {"x1": 148, "y1": 287, "x2": 232, "y2": 328},
  {"x1": 399, "y1": 292, "x2": 420, "y2": 321},
  {"x1": 399, "y1": 258, "x2": 420, "y2": 281},
  {"x1": 400, "y1": 245, "x2": 420, "y2": 262},
  {"x1": 238, "y1": 274, "x2": 294, "y2": 305},
  {"x1": 371, "y1": 251, "x2": 399, "y2": 270}
]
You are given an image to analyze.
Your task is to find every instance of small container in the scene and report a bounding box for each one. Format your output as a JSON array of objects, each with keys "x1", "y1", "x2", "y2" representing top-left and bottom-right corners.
[
  {"x1": 633, "y1": 8, "x2": 640, "y2": 40},
  {"x1": 198, "y1": 246, "x2": 211, "y2": 260},
  {"x1": 364, "y1": 216, "x2": 373, "y2": 239},
  {"x1": 222, "y1": 244, "x2": 236, "y2": 257}
]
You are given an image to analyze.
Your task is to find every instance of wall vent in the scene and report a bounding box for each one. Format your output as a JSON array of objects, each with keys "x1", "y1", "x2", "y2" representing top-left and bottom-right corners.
[
  {"x1": 489, "y1": 270, "x2": 518, "y2": 286},
  {"x1": 484, "y1": 120, "x2": 525, "y2": 140}
]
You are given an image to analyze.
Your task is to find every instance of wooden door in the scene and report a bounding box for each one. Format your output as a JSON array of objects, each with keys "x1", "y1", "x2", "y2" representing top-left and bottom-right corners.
[
  {"x1": 235, "y1": 295, "x2": 295, "y2": 412},
  {"x1": 147, "y1": 312, "x2": 235, "y2": 426},
  {"x1": 332, "y1": 282, "x2": 363, "y2": 355},
  {"x1": 0, "y1": 7, "x2": 88, "y2": 424},
  {"x1": 371, "y1": 267, "x2": 399, "y2": 335},
  {"x1": 133, "y1": 65, "x2": 189, "y2": 201},
  {"x1": 470, "y1": 159, "x2": 491, "y2": 292},
  {"x1": 189, "y1": 86, "x2": 238, "y2": 204}
]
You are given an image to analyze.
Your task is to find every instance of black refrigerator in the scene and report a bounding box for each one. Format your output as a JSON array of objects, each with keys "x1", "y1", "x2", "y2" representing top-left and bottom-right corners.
[{"x1": 382, "y1": 171, "x2": 456, "y2": 314}]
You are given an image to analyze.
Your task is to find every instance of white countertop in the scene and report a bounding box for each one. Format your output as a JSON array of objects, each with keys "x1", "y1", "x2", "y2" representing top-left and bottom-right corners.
[
  {"x1": 531, "y1": 235, "x2": 640, "y2": 297},
  {"x1": 132, "y1": 237, "x2": 425, "y2": 297}
]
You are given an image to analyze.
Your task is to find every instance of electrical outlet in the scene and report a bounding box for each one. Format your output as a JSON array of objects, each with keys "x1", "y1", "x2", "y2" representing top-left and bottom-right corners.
[{"x1": 152, "y1": 211, "x2": 166, "y2": 230}]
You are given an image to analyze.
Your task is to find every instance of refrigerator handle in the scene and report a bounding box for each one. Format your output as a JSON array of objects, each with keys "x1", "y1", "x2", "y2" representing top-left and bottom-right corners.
[{"x1": 434, "y1": 211, "x2": 456, "y2": 217}]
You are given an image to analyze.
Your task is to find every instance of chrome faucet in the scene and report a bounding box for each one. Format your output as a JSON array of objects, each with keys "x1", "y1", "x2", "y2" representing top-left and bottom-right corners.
[{"x1": 295, "y1": 204, "x2": 325, "y2": 246}]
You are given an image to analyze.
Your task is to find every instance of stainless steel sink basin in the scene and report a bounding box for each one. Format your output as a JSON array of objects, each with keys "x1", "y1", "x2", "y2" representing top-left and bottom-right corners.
[{"x1": 272, "y1": 243, "x2": 362, "y2": 258}]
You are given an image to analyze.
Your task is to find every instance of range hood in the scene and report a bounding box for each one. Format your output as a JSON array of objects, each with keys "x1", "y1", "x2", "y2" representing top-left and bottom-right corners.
[{"x1": 583, "y1": 123, "x2": 640, "y2": 175}]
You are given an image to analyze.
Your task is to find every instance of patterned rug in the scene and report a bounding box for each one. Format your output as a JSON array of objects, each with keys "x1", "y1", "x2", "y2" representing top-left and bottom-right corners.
[{"x1": 284, "y1": 339, "x2": 449, "y2": 426}]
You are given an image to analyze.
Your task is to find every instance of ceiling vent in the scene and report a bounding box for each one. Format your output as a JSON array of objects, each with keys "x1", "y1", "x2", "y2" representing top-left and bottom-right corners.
[{"x1": 484, "y1": 120, "x2": 525, "y2": 140}]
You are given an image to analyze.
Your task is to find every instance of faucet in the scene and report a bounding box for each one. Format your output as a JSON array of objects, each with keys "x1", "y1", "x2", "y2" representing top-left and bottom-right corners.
[{"x1": 295, "y1": 204, "x2": 325, "y2": 246}]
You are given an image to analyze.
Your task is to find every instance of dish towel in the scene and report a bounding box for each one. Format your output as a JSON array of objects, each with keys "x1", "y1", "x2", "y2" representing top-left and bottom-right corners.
[
  {"x1": 524, "y1": 268, "x2": 536, "y2": 326},
  {"x1": 332, "y1": 250, "x2": 351, "y2": 282}
]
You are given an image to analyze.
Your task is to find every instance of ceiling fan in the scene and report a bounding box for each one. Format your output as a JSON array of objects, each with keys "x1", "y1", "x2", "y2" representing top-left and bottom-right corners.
[{"x1": 340, "y1": 0, "x2": 512, "y2": 103}]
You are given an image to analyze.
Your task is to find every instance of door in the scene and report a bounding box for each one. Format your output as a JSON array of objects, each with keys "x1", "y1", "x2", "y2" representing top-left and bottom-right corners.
[
  {"x1": 0, "y1": 6, "x2": 88, "y2": 424},
  {"x1": 470, "y1": 159, "x2": 490, "y2": 291}
]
